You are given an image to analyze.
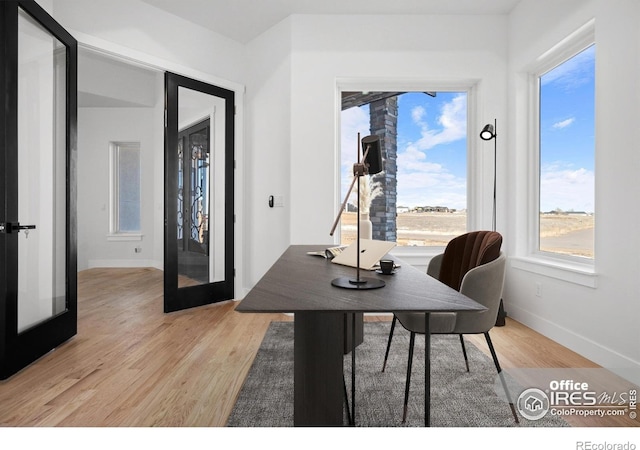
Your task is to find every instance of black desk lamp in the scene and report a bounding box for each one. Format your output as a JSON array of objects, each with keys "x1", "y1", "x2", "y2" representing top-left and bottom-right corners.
[{"x1": 329, "y1": 134, "x2": 385, "y2": 290}]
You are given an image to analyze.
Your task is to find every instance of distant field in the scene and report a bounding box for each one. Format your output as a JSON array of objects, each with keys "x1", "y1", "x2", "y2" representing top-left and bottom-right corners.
[
  {"x1": 341, "y1": 211, "x2": 594, "y2": 258},
  {"x1": 538, "y1": 213, "x2": 594, "y2": 258}
]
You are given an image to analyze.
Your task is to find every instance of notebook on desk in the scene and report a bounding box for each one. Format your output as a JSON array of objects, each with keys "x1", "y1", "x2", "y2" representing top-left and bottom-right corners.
[{"x1": 331, "y1": 239, "x2": 396, "y2": 270}]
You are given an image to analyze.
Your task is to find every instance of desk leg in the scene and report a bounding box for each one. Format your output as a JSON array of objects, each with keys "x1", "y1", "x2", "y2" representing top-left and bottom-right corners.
[
  {"x1": 343, "y1": 313, "x2": 363, "y2": 354},
  {"x1": 425, "y1": 313, "x2": 431, "y2": 427},
  {"x1": 351, "y1": 312, "x2": 356, "y2": 425},
  {"x1": 294, "y1": 312, "x2": 344, "y2": 426}
]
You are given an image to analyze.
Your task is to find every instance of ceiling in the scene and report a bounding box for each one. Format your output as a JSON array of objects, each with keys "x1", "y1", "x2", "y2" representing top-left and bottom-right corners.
[
  {"x1": 79, "y1": 0, "x2": 524, "y2": 108},
  {"x1": 142, "y1": 0, "x2": 523, "y2": 44}
]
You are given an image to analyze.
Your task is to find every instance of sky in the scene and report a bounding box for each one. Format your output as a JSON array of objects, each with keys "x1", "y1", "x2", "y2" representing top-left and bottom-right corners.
[
  {"x1": 539, "y1": 44, "x2": 595, "y2": 213},
  {"x1": 341, "y1": 92, "x2": 468, "y2": 210},
  {"x1": 341, "y1": 45, "x2": 595, "y2": 214}
]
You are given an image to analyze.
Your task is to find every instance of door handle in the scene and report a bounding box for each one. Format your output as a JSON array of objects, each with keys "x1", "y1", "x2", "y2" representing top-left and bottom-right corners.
[{"x1": 0, "y1": 222, "x2": 36, "y2": 233}]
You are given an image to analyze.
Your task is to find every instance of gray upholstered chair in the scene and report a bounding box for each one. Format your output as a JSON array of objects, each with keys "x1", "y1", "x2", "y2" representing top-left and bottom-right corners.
[{"x1": 381, "y1": 231, "x2": 519, "y2": 424}]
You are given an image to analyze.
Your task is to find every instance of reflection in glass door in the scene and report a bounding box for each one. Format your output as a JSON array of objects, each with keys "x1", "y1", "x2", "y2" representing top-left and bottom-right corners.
[
  {"x1": 177, "y1": 119, "x2": 211, "y2": 286},
  {"x1": 17, "y1": 7, "x2": 67, "y2": 332}
]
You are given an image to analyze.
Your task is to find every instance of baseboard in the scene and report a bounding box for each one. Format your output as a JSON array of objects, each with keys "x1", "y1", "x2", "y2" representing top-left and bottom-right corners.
[
  {"x1": 508, "y1": 303, "x2": 640, "y2": 386},
  {"x1": 87, "y1": 259, "x2": 163, "y2": 270}
]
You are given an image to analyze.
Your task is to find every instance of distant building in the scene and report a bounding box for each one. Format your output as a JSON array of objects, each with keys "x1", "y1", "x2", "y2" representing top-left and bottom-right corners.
[
  {"x1": 542, "y1": 209, "x2": 592, "y2": 216},
  {"x1": 425, "y1": 206, "x2": 451, "y2": 213}
]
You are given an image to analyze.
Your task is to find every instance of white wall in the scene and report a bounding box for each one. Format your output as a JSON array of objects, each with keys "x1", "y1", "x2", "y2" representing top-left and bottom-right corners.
[
  {"x1": 505, "y1": 0, "x2": 640, "y2": 383},
  {"x1": 79, "y1": 50, "x2": 158, "y2": 107},
  {"x1": 244, "y1": 18, "x2": 293, "y2": 286},
  {"x1": 51, "y1": 0, "x2": 245, "y2": 85},
  {"x1": 77, "y1": 105, "x2": 162, "y2": 270}
]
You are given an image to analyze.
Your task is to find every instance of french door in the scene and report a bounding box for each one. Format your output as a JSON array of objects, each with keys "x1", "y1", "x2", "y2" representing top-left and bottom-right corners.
[
  {"x1": 164, "y1": 72, "x2": 234, "y2": 312},
  {"x1": 0, "y1": 1, "x2": 77, "y2": 379}
]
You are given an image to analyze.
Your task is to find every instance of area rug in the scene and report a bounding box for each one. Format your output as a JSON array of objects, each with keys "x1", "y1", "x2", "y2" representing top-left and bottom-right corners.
[{"x1": 227, "y1": 321, "x2": 567, "y2": 427}]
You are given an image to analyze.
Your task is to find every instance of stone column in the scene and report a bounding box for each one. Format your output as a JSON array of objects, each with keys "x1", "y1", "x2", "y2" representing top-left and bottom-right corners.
[{"x1": 368, "y1": 97, "x2": 398, "y2": 242}]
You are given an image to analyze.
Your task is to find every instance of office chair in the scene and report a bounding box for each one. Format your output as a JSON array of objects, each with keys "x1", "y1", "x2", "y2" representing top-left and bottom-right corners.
[{"x1": 381, "y1": 231, "x2": 519, "y2": 424}]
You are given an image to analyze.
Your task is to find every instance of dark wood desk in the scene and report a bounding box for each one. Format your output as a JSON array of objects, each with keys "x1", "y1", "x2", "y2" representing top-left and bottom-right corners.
[{"x1": 235, "y1": 245, "x2": 486, "y2": 426}]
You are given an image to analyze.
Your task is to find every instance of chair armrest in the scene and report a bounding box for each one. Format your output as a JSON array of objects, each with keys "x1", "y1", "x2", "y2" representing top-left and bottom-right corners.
[{"x1": 426, "y1": 253, "x2": 444, "y2": 279}]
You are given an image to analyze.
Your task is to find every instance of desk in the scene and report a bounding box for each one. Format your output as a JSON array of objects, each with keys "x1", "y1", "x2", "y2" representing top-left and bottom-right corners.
[{"x1": 235, "y1": 245, "x2": 486, "y2": 426}]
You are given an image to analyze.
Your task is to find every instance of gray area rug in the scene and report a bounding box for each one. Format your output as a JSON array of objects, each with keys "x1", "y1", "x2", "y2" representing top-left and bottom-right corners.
[{"x1": 227, "y1": 321, "x2": 568, "y2": 427}]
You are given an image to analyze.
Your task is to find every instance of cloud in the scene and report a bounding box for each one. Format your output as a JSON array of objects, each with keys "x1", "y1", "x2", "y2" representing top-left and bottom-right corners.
[
  {"x1": 397, "y1": 150, "x2": 466, "y2": 208},
  {"x1": 552, "y1": 117, "x2": 575, "y2": 129},
  {"x1": 400, "y1": 144, "x2": 438, "y2": 172},
  {"x1": 540, "y1": 162, "x2": 594, "y2": 212},
  {"x1": 396, "y1": 145, "x2": 466, "y2": 209},
  {"x1": 411, "y1": 105, "x2": 426, "y2": 123},
  {"x1": 341, "y1": 105, "x2": 369, "y2": 151},
  {"x1": 340, "y1": 106, "x2": 370, "y2": 194},
  {"x1": 541, "y1": 45, "x2": 595, "y2": 91},
  {"x1": 410, "y1": 94, "x2": 467, "y2": 150},
  {"x1": 340, "y1": 108, "x2": 369, "y2": 167}
]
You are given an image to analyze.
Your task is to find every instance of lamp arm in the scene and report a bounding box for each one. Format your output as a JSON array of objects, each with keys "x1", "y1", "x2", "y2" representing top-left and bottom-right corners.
[
  {"x1": 329, "y1": 173, "x2": 358, "y2": 236},
  {"x1": 329, "y1": 145, "x2": 372, "y2": 236}
]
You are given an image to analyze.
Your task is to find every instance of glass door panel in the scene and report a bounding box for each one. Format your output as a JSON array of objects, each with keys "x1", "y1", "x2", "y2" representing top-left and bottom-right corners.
[
  {"x1": 164, "y1": 73, "x2": 234, "y2": 313},
  {"x1": 17, "y1": 7, "x2": 67, "y2": 332},
  {"x1": 177, "y1": 116, "x2": 211, "y2": 287},
  {"x1": 0, "y1": 0, "x2": 77, "y2": 380}
]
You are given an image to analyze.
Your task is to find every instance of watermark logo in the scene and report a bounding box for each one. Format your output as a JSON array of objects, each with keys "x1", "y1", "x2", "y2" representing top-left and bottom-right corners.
[
  {"x1": 517, "y1": 388, "x2": 550, "y2": 421},
  {"x1": 515, "y1": 378, "x2": 637, "y2": 421}
]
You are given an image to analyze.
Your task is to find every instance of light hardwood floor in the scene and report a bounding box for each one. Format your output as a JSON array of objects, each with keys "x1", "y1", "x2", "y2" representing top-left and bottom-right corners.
[{"x1": 0, "y1": 267, "x2": 636, "y2": 427}]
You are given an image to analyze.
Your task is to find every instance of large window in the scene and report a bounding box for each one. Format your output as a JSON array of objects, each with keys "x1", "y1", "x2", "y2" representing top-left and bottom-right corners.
[
  {"x1": 340, "y1": 91, "x2": 467, "y2": 246},
  {"x1": 537, "y1": 44, "x2": 595, "y2": 259},
  {"x1": 109, "y1": 141, "x2": 141, "y2": 236}
]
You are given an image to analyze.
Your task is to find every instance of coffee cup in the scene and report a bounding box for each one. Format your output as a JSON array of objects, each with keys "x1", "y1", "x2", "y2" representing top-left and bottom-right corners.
[{"x1": 379, "y1": 259, "x2": 396, "y2": 274}]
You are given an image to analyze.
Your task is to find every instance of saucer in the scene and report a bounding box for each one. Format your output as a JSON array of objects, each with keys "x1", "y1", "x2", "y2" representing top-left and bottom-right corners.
[{"x1": 375, "y1": 269, "x2": 396, "y2": 275}]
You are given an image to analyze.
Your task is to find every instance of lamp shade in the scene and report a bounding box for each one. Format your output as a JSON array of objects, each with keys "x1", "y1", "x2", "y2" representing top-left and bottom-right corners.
[
  {"x1": 480, "y1": 123, "x2": 495, "y2": 141},
  {"x1": 361, "y1": 134, "x2": 383, "y2": 174}
]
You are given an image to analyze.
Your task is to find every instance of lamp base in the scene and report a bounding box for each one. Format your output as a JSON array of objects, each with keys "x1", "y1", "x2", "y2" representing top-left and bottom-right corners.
[{"x1": 331, "y1": 277, "x2": 385, "y2": 290}]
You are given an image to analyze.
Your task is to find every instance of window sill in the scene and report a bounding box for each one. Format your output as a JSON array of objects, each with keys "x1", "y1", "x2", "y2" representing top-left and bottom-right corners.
[
  {"x1": 510, "y1": 255, "x2": 597, "y2": 288},
  {"x1": 107, "y1": 233, "x2": 143, "y2": 242},
  {"x1": 390, "y1": 246, "x2": 445, "y2": 268}
]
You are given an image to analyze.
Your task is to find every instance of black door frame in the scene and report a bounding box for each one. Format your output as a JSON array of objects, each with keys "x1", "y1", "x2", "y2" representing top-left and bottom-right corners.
[
  {"x1": 0, "y1": 0, "x2": 77, "y2": 379},
  {"x1": 164, "y1": 72, "x2": 234, "y2": 313}
]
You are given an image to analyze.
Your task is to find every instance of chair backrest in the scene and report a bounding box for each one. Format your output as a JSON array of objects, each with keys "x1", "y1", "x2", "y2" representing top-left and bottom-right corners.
[
  {"x1": 454, "y1": 252, "x2": 506, "y2": 334},
  {"x1": 437, "y1": 231, "x2": 502, "y2": 291}
]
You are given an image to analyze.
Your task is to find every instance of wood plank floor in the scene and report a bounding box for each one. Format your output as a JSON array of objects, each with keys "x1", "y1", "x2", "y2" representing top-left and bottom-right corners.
[{"x1": 0, "y1": 267, "x2": 636, "y2": 427}]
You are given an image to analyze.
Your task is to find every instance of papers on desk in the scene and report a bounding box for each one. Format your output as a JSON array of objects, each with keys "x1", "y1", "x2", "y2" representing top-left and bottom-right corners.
[{"x1": 306, "y1": 245, "x2": 347, "y2": 259}]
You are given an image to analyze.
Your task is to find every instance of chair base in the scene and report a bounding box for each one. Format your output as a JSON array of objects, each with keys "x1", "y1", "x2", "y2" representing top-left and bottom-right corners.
[{"x1": 383, "y1": 318, "x2": 519, "y2": 425}]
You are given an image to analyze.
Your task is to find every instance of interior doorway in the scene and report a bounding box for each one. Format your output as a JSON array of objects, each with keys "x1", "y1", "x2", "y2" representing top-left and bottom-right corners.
[
  {"x1": 76, "y1": 48, "x2": 165, "y2": 273},
  {"x1": 78, "y1": 48, "x2": 240, "y2": 310},
  {"x1": 76, "y1": 49, "x2": 236, "y2": 314}
]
